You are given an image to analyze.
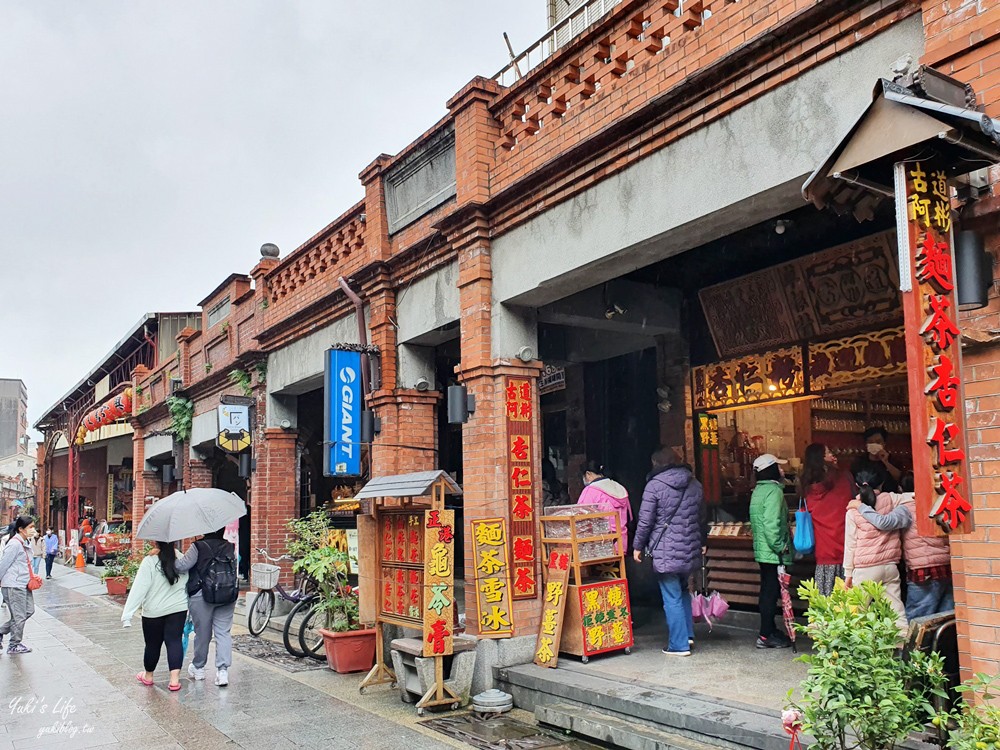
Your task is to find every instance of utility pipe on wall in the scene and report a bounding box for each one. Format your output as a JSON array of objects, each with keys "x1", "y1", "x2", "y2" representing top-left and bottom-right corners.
[{"x1": 338, "y1": 277, "x2": 372, "y2": 396}]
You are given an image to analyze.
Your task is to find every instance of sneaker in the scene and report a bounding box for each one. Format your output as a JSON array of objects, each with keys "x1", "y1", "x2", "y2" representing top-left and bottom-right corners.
[
  {"x1": 7, "y1": 643, "x2": 31, "y2": 655},
  {"x1": 755, "y1": 635, "x2": 792, "y2": 649},
  {"x1": 215, "y1": 668, "x2": 229, "y2": 687},
  {"x1": 661, "y1": 648, "x2": 691, "y2": 657},
  {"x1": 46, "y1": 576, "x2": 51, "y2": 580},
  {"x1": 188, "y1": 664, "x2": 205, "y2": 681}
]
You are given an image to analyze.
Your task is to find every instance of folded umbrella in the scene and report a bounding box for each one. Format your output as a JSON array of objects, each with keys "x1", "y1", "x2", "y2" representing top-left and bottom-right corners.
[
  {"x1": 777, "y1": 564, "x2": 797, "y2": 652},
  {"x1": 135, "y1": 488, "x2": 247, "y2": 542}
]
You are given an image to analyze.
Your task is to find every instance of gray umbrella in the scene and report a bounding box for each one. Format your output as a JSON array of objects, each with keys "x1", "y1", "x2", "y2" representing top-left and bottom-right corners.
[{"x1": 135, "y1": 488, "x2": 247, "y2": 542}]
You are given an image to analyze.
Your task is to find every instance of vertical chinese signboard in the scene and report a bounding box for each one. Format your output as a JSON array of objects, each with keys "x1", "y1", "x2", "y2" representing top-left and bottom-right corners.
[
  {"x1": 534, "y1": 549, "x2": 570, "y2": 668},
  {"x1": 577, "y1": 580, "x2": 634, "y2": 657},
  {"x1": 899, "y1": 160, "x2": 973, "y2": 535},
  {"x1": 423, "y1": 509, "x2": 455, "y2": 658},
  {"x1": 471, "y1": 519, "x2": 514, "y2": 638},
  {"x1": 379, "y1": 512, "x2": 424, "y2": 626},
  {"x1": 505, "y1": 377, "x2": 537, "y2": 599},
  {"x1": 696, "y1": 414, "x2": 721, "y2": 505}
]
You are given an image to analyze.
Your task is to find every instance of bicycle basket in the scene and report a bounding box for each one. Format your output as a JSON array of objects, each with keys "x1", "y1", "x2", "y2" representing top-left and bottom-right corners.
[{"x1": 251, "y1": 562, "x2": 280, "y2": 590}]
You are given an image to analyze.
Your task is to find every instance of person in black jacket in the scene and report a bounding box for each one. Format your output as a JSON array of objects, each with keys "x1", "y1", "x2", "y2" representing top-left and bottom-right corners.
[{"x1": 176, "y1": 529, "x2": 237, "y2": 686}]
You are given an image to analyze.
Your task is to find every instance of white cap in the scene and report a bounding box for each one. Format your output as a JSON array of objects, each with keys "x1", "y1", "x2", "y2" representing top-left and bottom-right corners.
[{"x1": 752, "y1": 454, "x2": 788, "y2": 472}]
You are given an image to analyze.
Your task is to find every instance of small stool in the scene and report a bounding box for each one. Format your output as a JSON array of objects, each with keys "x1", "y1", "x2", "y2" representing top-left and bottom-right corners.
[{"x1": 390, "y1": 636, "x2": 478, "y2": 708}]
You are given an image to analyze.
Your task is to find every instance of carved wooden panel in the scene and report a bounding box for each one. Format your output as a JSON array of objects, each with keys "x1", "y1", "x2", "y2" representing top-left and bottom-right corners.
[{"x1": 700, "y1": 233, "x2": 901, "y2": 358}]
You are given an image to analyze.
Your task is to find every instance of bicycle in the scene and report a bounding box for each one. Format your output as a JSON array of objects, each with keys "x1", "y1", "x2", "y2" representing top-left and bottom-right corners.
[{"x1": 248, "y1": 548, "x2": 317, "y2": 657}]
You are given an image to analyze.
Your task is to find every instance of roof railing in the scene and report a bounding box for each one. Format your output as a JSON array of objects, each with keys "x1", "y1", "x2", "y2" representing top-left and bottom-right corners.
[{"x1": 495, "y1": 0, "x2": 623, "y2": 87}]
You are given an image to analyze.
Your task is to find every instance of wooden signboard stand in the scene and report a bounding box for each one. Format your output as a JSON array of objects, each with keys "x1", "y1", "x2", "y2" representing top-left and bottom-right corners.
[
  {"x1": 356, "y1": 471, "x2": 463, "y2": 715},
  {"x1": 539, "y1": 509, "x2": 633, "y2": 663}
]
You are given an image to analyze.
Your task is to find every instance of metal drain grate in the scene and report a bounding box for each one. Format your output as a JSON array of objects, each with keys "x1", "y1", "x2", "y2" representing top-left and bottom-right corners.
[
  {"x1": 231, "y1": 634, "x2": 327, "y2": 672},
  {"x1": 421, "y1": 715, "x2": 607, "y2": 749}
]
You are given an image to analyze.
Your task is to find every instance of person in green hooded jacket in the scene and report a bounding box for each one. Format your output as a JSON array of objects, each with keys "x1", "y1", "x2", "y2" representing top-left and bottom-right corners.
[{"x1": 748, "y1": 454, "x2": 793, "y2": 649}]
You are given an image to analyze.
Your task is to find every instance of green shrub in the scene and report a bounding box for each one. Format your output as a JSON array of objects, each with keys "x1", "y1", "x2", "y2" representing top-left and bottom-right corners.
[
  {"x1": 935, "y1": 673, "x2": 1000, "y2": 750},
  {"x1": 789, "y1": 579, "x2": 946, "y2": 750}
]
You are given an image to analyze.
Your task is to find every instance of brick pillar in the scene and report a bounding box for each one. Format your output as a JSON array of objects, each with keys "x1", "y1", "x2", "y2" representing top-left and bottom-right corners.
[
  {"x1": 952, "y1": 195, "x2": 1000, "y2": 679},
  {"x1": 35, "y1": 442, "x2": 47, "y2": 530},
  {"x1": 251, "y1": 428, "x2": 297, "y2": 586},
  {"x1": 449, "y1": 208, "x2": 543, "y2": 636},
  {"x1": 187, "y1": 457, "x2": 214, "y2": 489},
  {"x1": 369, "y1": 390, "x2": 440, "y2": 477}
]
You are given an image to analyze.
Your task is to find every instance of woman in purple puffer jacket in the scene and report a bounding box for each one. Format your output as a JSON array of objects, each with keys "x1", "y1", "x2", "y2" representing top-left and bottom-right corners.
[{"x1": 632, "y1": 448, "x2": 707, "y2": 657}]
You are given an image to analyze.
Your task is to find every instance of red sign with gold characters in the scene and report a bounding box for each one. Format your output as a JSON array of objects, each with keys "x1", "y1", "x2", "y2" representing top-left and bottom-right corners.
[
  {"x1": 577, "y1": 579, "x2": 634, "y2": 657},
  {"x1": 423, "y1": 509, "x2": 455, "y2": 657},
  {"x1": 379, "y1": 512, "x2": 424, "y2": 626},
  {"x1": 505, "y1": 377, "x2": 538, "y2": 599},
  {"x1": 471, "y1": 519, "x2": 514, "y2": 638},
  {"x1": 900, "y1": 160, "x2": 973, "y2": 535}
]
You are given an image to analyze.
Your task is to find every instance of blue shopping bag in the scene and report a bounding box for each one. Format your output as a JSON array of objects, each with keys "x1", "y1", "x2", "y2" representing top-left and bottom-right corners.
[
  {"x1": 794, "y1": 498, "x2": 815, "y2": 555},
  {"x1": 181, "y1": 615, "x2": 195, "y2": 655}
]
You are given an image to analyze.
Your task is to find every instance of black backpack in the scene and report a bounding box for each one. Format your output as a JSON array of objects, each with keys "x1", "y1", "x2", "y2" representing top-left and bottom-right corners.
[{"x1": 189, "y1": 540, "x2": 239, "y2": 605}]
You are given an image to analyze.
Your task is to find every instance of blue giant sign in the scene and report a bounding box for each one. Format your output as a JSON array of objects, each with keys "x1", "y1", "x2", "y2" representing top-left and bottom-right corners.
[{"x1": 324, "y1": 348, "x2": 363, "y2": 477}]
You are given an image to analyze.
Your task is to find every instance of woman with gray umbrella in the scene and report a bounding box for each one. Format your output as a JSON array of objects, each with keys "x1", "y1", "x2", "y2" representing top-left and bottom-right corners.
[{"x1": 134, "y1": 488, "x2": 247, "y2": 688}]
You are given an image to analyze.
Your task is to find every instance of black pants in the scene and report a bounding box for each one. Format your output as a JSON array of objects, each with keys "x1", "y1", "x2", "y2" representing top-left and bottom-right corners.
[
  {"x1": 141, "y1": 611, "x2": 187, "y2": 672},
  {"x1": 44, "y1": 554, "x2": 56, "y2": 578},
  {"x1": 758, "y1": 563, "x2": 780, "y2": 638}
]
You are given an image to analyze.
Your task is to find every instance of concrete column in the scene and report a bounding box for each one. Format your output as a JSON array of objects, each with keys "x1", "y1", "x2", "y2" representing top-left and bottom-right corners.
[{"x1": 250, "y1": 428, "x2": 297, "y2": 586}]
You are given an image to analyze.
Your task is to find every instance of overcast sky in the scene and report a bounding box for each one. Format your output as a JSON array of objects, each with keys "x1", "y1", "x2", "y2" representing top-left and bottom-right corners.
[{"x1": 0, "y1": 1, "x2": 543, "y2": 437}]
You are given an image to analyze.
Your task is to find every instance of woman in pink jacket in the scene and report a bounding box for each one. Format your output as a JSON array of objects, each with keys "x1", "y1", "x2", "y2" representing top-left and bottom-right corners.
[
  {"x1": 851, "y1": 472, "x2": 953, "y2": 620},
  {"x1": 843, "y1": 466, "x2": 906, "y2": 634},
  {"x1": 577, "y1": 460, "x2": 631, "y2": 552}
]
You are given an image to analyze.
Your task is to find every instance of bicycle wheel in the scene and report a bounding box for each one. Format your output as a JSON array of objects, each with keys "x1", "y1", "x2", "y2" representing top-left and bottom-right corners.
[
  {"x1": 298, "y1": 606, "x2": 328, "y2": 661},
  {"x1": 282, "y1": 598, "x2": 314, "y2": 657},
  {"x1": 247, "y1": 590, "x2": 275, "y2": 637}
]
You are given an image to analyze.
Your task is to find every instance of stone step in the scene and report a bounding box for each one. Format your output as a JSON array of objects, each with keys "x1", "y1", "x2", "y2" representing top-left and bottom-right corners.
[
  {"x1": 538, "y1": 703, "x2": 730, "y2": 750},
  {"x1": 499, "y1": 662, "x2": 788, "y2": 750}
]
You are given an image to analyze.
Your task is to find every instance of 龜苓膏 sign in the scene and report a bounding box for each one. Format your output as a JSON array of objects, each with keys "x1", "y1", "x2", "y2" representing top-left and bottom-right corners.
[
  {"x1": 324, "y1": 348, "x2": 363, "y2": 477},
  {"x1": 899, "y1": 160, "x2": 973, "y2": 535},
  {"x1": 423, "y1": 509, "x2": 455, "y2": 657}
]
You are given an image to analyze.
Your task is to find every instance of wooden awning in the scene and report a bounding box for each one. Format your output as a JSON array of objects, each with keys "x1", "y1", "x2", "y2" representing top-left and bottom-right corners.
[
  {"x1": 803, "y1": 72, "x2": 1000, "y2": 221},
  {"x1": 355, "y1": 470, "x2": 462, "y2": 499}
]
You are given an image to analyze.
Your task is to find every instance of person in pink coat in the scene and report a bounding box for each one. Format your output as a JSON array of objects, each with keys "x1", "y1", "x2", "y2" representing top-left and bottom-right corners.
[{"x1": 577, "y1": 460, "x2": 631, "y2": 551}]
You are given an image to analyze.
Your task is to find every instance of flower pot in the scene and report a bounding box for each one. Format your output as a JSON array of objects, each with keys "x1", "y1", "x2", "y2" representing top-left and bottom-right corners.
[
  {"x1": 318, "y1": 628, "x2": 376, "y2": 673},
  {"x1": 104, "y1": 577, "x2": 129, "y2": 596}
]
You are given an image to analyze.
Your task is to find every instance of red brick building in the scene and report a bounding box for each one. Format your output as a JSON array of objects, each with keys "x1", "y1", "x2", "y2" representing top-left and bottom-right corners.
[{"x1": 38, "y1": 0, "x2": 1000, "y2": 682}]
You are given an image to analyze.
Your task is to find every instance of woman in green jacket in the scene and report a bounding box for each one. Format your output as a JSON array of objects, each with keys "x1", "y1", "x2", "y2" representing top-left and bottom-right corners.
[{"x1": 748, "y1": 454, "x2": 793, "y2": 649}]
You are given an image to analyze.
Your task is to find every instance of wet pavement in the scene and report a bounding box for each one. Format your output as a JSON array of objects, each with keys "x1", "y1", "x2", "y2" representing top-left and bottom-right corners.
[
  {"x1": 0, "y1": 565, "x2": 471, "y2": 749},
  {"x1": 576, "y1": 607, "x2": 812, "y2": 710}
]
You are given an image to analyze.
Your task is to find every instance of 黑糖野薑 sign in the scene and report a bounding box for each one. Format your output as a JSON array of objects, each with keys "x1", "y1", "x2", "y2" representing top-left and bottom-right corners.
[
  {"x1": 471, "y1": 519, "x2": 514, "y2": 638},
  {"x1": 578, "y1": 580, "x2": 634, "y2": 657},
  {"x1": 324, "y1": 348, "x2": 362, "y2": 477},
  {"x1": 423, "y1": 509, "x2": 455, "y2": 657},
  {"x1": 505, "y1": 377, "x2": 538, "y2": 599},
  {"x1": 900, "y1": 160, "x2": 973, "y2": 534}
]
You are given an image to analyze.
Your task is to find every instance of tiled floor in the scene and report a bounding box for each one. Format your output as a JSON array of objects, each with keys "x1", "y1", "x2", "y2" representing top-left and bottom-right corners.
[{"x1": 0, "y1": 566, "x2": 468, "y2": 749}]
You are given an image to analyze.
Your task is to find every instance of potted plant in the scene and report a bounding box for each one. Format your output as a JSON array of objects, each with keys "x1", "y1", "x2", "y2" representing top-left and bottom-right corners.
[
  {"x1": 295, "y1": 544, "x2": 374, "y2": 673},
  {"x1": 101, "y1": 544, "x2": 152, "y2": 595},
  {"x1": 787, "y1": 579, "x2": 946, "y2": 750}
]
